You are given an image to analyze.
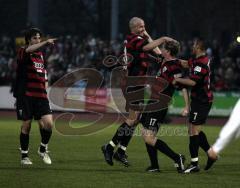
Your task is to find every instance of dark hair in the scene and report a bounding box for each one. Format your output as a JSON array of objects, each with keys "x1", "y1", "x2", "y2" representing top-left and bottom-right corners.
[
  {"x1": 194, "y1": 37, "x2": 206, "y2": 51},
  {"x1": 162, "y1": 40, "x2": 180, "y2": 57},
  {"x1": 24, "y1": 27, "x2": 42, "y2": 44}
]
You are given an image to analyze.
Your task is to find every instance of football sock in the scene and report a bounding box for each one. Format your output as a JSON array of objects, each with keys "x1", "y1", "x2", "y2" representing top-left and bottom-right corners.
[
  {"x1": 107, "y1": 122, "x2": 135, "y2": 152},
  {"x1": 20, "y1": 132, "x2": 29, "y2": 158},
  {"x1": 199, "y1": 131, "x2": 210, "y2": 152},
  {"x1": 154, "y1": 139, "x2": 179, "y2": 162},
  {"x1": 116, "y1": 123, "x2": 136, "y2": 154},
  {"x1": 145, "y1": 143, "x2": 159, "y2": 168},
  {"x1": 189, "y1": 135, "x2": 200, "y2": 166},
  {"x1": 106, "y1": 123, "x2": 126, "y2": 151},
  {"x1": 117, "y1": 145, "x2": 127, "y2": 155},
  {"x1": 106, "y1": 141, "x2": 115, "y2": 151},
  {"x1": 40, "y1": 128, "x2": 52, "y2": 153}
]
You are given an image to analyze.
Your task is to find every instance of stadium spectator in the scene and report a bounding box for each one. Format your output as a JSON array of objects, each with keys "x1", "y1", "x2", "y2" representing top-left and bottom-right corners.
[{"x1": 0, "y1": 34, "x2": 240, "y2": 90}]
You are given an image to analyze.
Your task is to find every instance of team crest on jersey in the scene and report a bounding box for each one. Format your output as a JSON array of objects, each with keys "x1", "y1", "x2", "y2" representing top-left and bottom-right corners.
[
  {"x1": 194, "y1": 66, "x2": 202, "y2": 73},
  {"x1": 162, "y1": 66, "x2": 167, "y2": 73}
]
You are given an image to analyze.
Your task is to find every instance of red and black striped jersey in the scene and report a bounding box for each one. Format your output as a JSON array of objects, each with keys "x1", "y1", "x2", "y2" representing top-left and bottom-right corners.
[
  {"x1": 157, "y1": 59, "x2": 184, "y2": 97},
  {"x1": 126, "y1": 33, "x2": 159, "y2": 76},
  {"x1": 188, "y1": 55, "x2": 213, "y2": 103},
  {"x1": 13, "y1": 47, "x2": 48, "y2": 99}
]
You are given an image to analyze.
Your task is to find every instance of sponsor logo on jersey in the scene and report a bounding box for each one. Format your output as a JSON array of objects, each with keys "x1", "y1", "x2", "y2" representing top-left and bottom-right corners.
[{"x1": 34, "y1": 62, "x2": 44, "y2": 69}]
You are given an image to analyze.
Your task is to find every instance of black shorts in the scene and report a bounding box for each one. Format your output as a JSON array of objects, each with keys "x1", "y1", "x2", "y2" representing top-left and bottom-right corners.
[
  {"x1": 140, "y1": 108, "x2": 168, "y2": 132},
  {"x1": 189, "y1": 101, "x2": 212, "y2": 125},
  {"x1": 16, "y1": 96, "x2": 52, "y2": 121}
]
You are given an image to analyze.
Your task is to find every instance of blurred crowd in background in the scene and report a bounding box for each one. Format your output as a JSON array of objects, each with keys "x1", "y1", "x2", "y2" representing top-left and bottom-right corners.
[{"x1": 0, "y1": 34, "x2": 240, "y2": 91}]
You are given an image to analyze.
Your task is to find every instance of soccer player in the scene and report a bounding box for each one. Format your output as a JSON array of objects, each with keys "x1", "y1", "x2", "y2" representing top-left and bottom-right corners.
[
  {"x1": 173, "y1": 38, "x2": 213, "y2": 173},
  {"x1": 205, "y1": 99, "x2": 240, "y2": 169},
  {"x1": 13, "y1": 28, "x2": 57, "y2": 165},
  {"x1": 140, "y1": 40, "x2": 189, "y2": 173},
  {"x1": 101, "y1": 17, "x2": 174, "y2": 167}
]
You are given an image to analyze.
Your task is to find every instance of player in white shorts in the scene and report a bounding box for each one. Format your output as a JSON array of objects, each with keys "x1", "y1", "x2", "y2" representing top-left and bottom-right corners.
[{"x1": 206, "y1": 99, "x2": 240, "y2": 169}]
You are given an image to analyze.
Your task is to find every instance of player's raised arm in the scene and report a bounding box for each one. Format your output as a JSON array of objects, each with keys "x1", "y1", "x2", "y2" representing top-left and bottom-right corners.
[
  {"x1": 26, "y1": 38, "x2": 57, "y2": 53},
  {"x1": 143, "y1": 36, "x2": 177, "y2": 52},
  {"x1": 143, "y1": 31, "x2": 161, "y2": 54}
]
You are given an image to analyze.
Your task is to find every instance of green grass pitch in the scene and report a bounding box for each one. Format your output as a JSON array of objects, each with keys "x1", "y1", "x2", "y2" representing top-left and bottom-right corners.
[{"x1": 0, "y1": 118, "x2": 239, "y2": 188}]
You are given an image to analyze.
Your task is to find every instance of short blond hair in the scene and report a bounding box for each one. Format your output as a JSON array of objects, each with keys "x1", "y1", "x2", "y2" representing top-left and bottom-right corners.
[{"x1": 129, "y1": 17, "x2": 144, "y2": 31}]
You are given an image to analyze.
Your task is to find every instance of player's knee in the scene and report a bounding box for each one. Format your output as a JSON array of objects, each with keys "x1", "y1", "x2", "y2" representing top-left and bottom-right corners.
[
  {"x1": 40, "y1": 115, "x2": 53, "y2": 129},
  {"x1": 144, "y1": 137, "x2": 155, "y2": 146},
  {"x1": 188, "y1": 125, "x2": 201, "y2": 136},
  {"x1": 21, "y1": 120, "x2": 31, "y2": 134},
  {"x1": 142, "y1": 131, "x2": 156, "y2": 146},
  {"x1": 43, "y1": 120, "x2": 53, "y2": 130},
  {"x1": 46, "y1": 122, "x2": 53, "y2": 129},
  {"x1": 38, "y1": 119, "x2": 53, "y2": 130}
]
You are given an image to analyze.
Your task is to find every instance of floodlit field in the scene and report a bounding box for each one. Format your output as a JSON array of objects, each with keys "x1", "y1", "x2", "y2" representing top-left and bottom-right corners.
[{"x1": 0, "y1": 117, "x2": 239, "y2": 188}]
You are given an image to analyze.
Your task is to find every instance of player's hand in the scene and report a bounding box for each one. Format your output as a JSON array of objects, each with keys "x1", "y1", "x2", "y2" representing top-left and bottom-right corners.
[
  {"x1": 46, "y1": 38, "x2": 57, "y2": 45},
  {"x1": 181, "y1": 106, "x2": 189, "y2": 116},
  {"x1": 162, "y1": 36, "x2": 178, "y2": 43},
  {"x1": 172, "y1": 79, "x2": 177, "y2": 85},
  {"x1": 143, "y1": 30, "x2": 150, "y2": 38},
  {"x1": 180, "y1": 59, "x2": 189, "y2": 68}
]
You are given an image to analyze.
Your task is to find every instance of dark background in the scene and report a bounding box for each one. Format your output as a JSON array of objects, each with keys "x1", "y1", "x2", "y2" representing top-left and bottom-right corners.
[{"x1": 0, "y1": 0, "x2": 239, "y2": 43}]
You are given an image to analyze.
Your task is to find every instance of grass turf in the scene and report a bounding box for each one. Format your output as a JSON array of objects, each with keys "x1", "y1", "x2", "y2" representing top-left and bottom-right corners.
[{"x1": 0, "y1": 118, "x2": 239, "y2": 188}]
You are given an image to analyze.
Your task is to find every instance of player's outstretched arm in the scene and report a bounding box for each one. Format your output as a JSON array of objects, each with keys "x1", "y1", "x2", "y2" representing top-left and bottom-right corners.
[
  {"x1": 143, "y1": 31, "x2": 161, "y2": 54},
  {"x1": 142, "y1": 36, "x2": 176, "y2": 52},
  {"x1": 26, "y1": 38, "x2": 57, "y2": 53}
]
